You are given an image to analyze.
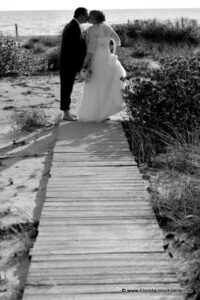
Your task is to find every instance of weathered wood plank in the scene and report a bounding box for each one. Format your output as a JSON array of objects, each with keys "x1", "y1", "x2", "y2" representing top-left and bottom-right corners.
[
  {"x1": 40, "y1": 211, "x2": 154, "y2": 218},
  {"x1": 23, "y1": 283, "x2": 181, "y2": 294},
  {"x1": 23, "y1": 293, "x2": 182, "y2": 300},
  {"x1": 44, "y1": 197, "x2": 149, "y2": 202},
  {"x1": 52, "y1": 162, "x2": 137, "y2": 166},
  {"x1": 29, "y1": 259, "x2": 172, "y2": 269},
  {"x1": 46, "y1": 192, "x2": 148, "y2": 198},
  {"x1": 30, "y1": 252, "x2": 170, "y2": 262},
  {"x1": 36, "y1": 229, "x2": 162, "y2": 240},
  {"x1": 26, "y1": 273, "x2": 178, "y2": 284},
  {"x1": 41, "y1": 208, "x2": 153, "y2": 213},
  {"x1": 30, "y1": 239, "x2": 164, "y2": 254},
  {"x1": 43, "y1": 200, "x2": 150, "y2": 206},
  {"x1": 39, "y1": 217, "x2": 157, "y2": 226},
  {"x1": 28, "y1": 267, "x2": 175, "y2": 277}
]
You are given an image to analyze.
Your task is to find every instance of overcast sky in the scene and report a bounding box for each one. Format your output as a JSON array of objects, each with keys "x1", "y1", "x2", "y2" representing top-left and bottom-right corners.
[{"x1": 0, "y1": 0, "x2": 200, "y2": 10}]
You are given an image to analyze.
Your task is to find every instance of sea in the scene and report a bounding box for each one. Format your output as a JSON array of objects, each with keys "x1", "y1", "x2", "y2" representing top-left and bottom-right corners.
[{"x1": 1, "y1": 8, "x2": 200, "y2": 36}]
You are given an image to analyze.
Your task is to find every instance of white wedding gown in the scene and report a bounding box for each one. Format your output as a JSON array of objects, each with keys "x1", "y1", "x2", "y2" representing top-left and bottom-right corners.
[{"x1": 78, "y1": 23, "x2": 126, "y2": 122}]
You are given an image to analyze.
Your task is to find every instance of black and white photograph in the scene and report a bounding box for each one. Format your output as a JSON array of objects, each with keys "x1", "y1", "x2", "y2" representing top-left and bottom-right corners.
[{"x1": 0, "y1": 0, "x2": 200, "y2": 299}]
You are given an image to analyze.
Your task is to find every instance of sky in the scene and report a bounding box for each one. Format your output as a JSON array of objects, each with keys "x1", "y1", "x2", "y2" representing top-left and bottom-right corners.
[{"x1": 0, "y1": 0, "x2": 200, "y2": 11}]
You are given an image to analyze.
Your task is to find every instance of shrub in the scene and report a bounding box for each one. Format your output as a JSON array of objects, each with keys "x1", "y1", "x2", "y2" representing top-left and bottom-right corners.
[
  {"x1": 152, "y1": 176, "x2": 200, "y2": 233},
  {"x1": 14, "y1": 108, "x2": 50, "y2": 131},
  {"x1": 23, "y1": 36, "x2": 61, "y2": 50},
  {"x1": 39, "y1": 36, "x2": 61, "y2": 47},
  {"x1": 0, "y1": 39, "x2": 47, "y2": 77},
  {"x1": 33, "y1": 42, "x2": 46, "y2": 54},
  {"x1": 45, "y1": 46, "x2": 60, "y2": 71},
  {"x1": 112, "y1": 18, "x2": 200, "y2": 47},
  {"x1": 123, "y1": 56, "x2": 200, "y2": 134},
  {"x1": 22, "y1": 39, "x2": 35, "y2": 50}
]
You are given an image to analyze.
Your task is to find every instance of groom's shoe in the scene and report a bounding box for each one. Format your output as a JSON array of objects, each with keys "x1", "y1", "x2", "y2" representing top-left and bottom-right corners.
[{"x1": 63, "y1": 111, "x2": 77, "y2": 121}]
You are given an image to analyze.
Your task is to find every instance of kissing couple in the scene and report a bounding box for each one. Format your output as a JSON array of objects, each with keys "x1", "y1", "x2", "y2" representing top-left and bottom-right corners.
[{"x1": 59, "y1": 7, "x2": 126, "y2": 122}]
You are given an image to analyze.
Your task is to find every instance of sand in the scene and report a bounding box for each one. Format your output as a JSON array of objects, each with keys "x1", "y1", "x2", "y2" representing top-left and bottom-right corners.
[{"x1": 0, "y1": 74, "x2": 83, "y2": 300}]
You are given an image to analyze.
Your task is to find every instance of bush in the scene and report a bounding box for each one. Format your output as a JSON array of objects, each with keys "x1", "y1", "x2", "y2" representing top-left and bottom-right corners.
[
  {"x1": 112, "y1": 18, "x2": 200, "y2": 47},
  {"x1": 0, "y1": 39, "x2": 47, "y2": 77},
  {"x1": 14, "y1": 108, "x2": 50, "y2": 131},
  {"x1": 22, "y1": 39, "x2": 35, "y2": 50},
  {"x1": 39, "y1": 36, "x2": 61, "y2": 47},
  {"x1": 22, "y1": 36, "x2": 61, "y2": 51},
  {"x1": 123, "y1": 56, "x2": 200, "y2": 133},
  {"x1": 33, "y1": 42, "x2": 46, "y2": 54},
  {"x1": 45, "y1": 46, "x2": 60, "y2": 71}
]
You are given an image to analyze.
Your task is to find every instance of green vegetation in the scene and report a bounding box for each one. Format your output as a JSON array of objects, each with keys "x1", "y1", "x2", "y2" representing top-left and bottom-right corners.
[
  {"x1": 0, "y1": 39, "x2": 47, "y2": 77},
  {"x1": 121, "y1": 24, "x2": 200, "y2": 296},
  {"x1": 22, "y1": 35, "x2": 60, "y2": 70},
  {"x1": 1, "y1": 18, "x2": 200, "y2": 76},
  {"x1": 113, "y1": 18, "x2": 200, "y2": 46},
  {"x1": 14, "y1": 108, "x2": 51, "y2": 131},
  {"x1": 113, "y1": 18, "x2": 200, "y2": 59}
]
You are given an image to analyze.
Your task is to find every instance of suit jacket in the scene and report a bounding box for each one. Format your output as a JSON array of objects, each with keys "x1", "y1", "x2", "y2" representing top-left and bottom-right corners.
[{"x1": 59, "y1": 19, "x2": 87, "y2": 74}]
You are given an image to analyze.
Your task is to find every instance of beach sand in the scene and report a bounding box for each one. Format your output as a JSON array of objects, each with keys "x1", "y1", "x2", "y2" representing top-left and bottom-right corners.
[{"x1": 0, "y1": 74, "x2": 83, "y2": 300}]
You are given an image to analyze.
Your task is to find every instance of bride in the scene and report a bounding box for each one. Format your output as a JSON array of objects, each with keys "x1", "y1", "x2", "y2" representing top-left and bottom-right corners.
[{"x1": 78, "y1": 10, "x2": 126, "y2": 122}]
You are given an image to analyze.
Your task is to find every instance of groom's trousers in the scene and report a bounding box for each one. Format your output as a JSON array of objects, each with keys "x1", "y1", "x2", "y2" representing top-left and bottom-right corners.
[{"x1": 60, "y1": 68, "x2": 77, "y2": 111}]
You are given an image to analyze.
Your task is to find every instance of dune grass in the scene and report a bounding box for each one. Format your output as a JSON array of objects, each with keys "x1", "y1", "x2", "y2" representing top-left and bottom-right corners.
[{"x1": 13, "y1": 108, "x2": 51, "y2": 132}]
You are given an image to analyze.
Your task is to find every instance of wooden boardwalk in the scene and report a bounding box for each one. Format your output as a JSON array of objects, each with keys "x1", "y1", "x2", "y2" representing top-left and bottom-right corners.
[{"x1": 23, "y1": 121, "x2": 182, "y2": 300}]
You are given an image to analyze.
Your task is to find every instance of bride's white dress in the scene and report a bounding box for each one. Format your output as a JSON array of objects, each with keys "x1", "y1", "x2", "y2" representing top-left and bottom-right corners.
[{"x1": 78, "y1": 23, "x2": 126, "y2": 122}]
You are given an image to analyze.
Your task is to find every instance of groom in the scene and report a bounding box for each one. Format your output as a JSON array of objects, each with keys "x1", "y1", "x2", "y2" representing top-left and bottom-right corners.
[{"x1": 59, "y1": 7, "x2": 88, "y2": 121}]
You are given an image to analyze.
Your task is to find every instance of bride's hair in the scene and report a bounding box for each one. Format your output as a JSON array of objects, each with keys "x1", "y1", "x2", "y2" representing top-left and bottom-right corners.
[{"x1": 90, "y1": 10, "x2": 106, "y2": 23}]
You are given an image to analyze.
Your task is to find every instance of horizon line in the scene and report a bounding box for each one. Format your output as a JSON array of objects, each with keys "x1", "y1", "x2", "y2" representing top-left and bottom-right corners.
[{"x1": 1, "y1": 7, "x2": 200, "y2": 12}]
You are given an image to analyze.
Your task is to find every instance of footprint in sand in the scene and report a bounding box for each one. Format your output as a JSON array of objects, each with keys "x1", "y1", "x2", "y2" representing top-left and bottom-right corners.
[{"x1": 3, "y1": 106, "x2": 15, "y2": 110}]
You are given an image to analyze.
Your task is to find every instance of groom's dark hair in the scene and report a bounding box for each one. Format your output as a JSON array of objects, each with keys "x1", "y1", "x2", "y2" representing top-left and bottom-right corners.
[{"x1": 74, "y1": 7, "x2": 88, "y2": 18}]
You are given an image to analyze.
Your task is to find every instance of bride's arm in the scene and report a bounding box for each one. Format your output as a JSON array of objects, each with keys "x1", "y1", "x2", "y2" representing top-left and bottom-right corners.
[
  {"x1": 82, "y1": 52, "x2": 93, "y2": 69},
  {"x1": 82, "y1": 27, "x2": 96, "y2": 69},
  {"x1": 110, "y1": 27, "x2": 121, "y2": 55}
]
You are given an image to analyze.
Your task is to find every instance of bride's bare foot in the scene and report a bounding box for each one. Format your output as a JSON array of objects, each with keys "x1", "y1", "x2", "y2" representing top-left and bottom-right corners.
[{"x1": 63, "y1": 111, "x2": 77, "y2": 121}]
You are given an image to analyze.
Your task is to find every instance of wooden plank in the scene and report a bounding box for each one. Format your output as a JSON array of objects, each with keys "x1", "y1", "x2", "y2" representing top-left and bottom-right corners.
[
  {"x1": 53, "y1": 153, "x2": 133, "y2": 158},
  {"x1": 30, "y1": 239, "x2": 164, "y2": 253},
  {"x1": 45, "y1": 193, "x2": 148, "y2": 199},
  {"x1": 54, "y1": 149, "x2": 130, "y2": 153},
  {"x1": 23, "y1": 293, "x2": 182, "y2": 300},
  {"x1": 35, "y1": 235, "x2": 162, "y2": 242},
  {"x1": 23, "y1": 294, "x2": 182, "y2": 300},
  {"x1": 38, "y1": 224, "x2": 158, "y2": 232},
  {"x1": 39, "y1": 218, "x2": 157, "y2": 226},
  {"x1": 47, "y1": 182, "x2": 146, "y2": 187},
  {"x1": 48, "y1": 178, "x2": 144, "y2": 182},
  {"x1": 52, "y1": 162, "x2": 137, "y2": 166},
  {"x1": 41, "y1": 207, "x2": 153, "y2": 212},
  {"x1": 29, "y1": 259, "x2": 171, "y2": 268},
  {"x1": 42, "y1": 200, "x2": 150, "y2": 206},
  {"x1": 36, "y1": 228, "x2": 162, "y2": 240},
  {"x1": 40, "y1": 210, "x2": 154, "y2": 218},
  {"x1": 49, "y1": 178, "x2": 145, "y2": 185},
  {"x1": 30, "y1": 252, "x2": 170, "y2": 262},
  {"x1": 26, "y1": 273, "x2": 178, "y2": 284},
  {"x1": 47, "y1": 187, "x2": 147, "y2": 191},
  {"x1": 44, "y1": 196, "x2": 149, "y2": 200},
  {"x1": 23, "y1": 283, "x2": 181, "y2": 294},
  {"x1": 50, "y1": 166, "x2": 139, "y2": 170},
  {"x1": 28, "y1": 267, "x2": 175, "y2": 277}
]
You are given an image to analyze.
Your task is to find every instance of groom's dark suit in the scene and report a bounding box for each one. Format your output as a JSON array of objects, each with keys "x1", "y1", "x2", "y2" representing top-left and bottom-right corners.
[{"x1": 59, "y1": 19, "x2": 87, "y2": 111}]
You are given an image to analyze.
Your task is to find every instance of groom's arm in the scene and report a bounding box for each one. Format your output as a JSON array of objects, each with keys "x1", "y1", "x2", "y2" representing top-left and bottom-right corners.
[
  {"x1": 60, "y1": 23, "x2": 81, "y2": 59},
  {"x1": 82, "y1": 27, "x2": 96, "y2": 69}
]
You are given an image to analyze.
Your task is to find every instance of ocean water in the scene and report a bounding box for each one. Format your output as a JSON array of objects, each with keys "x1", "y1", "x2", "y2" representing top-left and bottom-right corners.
[{"x1": 1, "y1": 8, "x2": 200, "y2": 36}]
